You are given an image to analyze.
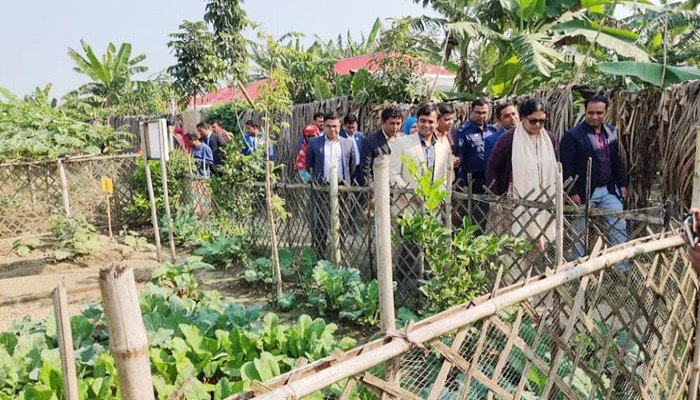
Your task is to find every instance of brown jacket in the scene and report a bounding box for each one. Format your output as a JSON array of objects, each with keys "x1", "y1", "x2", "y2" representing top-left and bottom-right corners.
[{"x1": 485, "y1": 129, "x2": 559, "y2": 196}]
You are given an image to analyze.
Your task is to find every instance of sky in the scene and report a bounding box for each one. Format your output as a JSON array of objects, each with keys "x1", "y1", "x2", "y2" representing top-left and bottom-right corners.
[{"x1": 0, "y1": 0, "x2": 439, "y2": 98}]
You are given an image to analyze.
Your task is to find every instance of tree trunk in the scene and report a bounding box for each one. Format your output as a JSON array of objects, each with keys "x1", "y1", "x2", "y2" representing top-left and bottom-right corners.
[{"x1": 264, "y1": 114, "x2": 283, "y2": 298}]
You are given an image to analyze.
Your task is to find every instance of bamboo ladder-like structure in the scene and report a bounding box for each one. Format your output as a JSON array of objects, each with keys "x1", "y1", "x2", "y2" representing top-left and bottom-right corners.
[{"x1": 228, "y1": 231, "x2": 698, "y2": 400}]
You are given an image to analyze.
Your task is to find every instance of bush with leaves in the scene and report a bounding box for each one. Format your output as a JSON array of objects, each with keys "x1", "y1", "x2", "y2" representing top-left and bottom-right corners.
[
  {"x1": 125, "y1": 149, "x2": 192, "y2": 224},
  {"x1": 49, "y1": 213, "x2": 100, "y2": 261},
  {"x1": 396, "y1": 159, "x2": 527, "y2": 313},
  {"x1": 0, "y1": 256, "x2": 357, "y2": 399},
  {"x1": 193, "y1": 232, "x2": 249, "y2": 269},
  {"x1": 0, "y1": 85, "x2": 129, "y2": 162},
  {"x1": 244, "y1": 248, "x2": 295, "y2": 284}
]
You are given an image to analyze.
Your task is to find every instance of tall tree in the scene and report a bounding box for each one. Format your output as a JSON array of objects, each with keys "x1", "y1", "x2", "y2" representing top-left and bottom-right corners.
[
  {"x1": 204, "y1": 0, "x2": 249, "y2": 84},
  {"x1": 167, "y1": 21, "x2": 225, "y2": 107},
  {"x1": 67, "y1": 40, "x2": 147, "y2": 107}
]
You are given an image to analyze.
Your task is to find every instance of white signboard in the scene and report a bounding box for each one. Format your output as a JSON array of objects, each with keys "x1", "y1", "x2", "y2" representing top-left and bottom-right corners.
[{"x1": 140, "y1": 119, "x2": 170, "y2": 161}]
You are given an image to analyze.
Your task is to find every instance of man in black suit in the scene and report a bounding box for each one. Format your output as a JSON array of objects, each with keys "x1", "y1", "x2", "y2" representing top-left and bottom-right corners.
[
  {"x1": 357, "y1": 106, "x2": 403, "y2": 186},
  {"x1": 561, "y1": 94, "x2": 628, "y2": 261}
]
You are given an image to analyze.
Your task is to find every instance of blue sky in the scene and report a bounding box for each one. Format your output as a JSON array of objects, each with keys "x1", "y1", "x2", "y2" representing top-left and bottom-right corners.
[{"x1": 0, "y1": 0, "x2": 438, "y2": 98}]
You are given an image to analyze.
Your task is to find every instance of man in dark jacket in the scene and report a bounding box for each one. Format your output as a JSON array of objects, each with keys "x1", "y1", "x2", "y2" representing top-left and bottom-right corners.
[
  {"x1": 358, "y1": 106, "x2": 402, "y2": 186},
  {"x1": 560, "y1": 95, "x2": 628, "y2": 259},
  {"x1": 197, "y1": 122, "x2": 227, "y2": 173}
]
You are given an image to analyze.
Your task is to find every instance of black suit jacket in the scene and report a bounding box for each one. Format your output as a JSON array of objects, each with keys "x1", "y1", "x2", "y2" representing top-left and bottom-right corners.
[
  {"x1": 358, "y1": 130, "x2": 392, "y2": 186},
  {"x1": 560, "y1": 122, "x2": 627, "y2": 202}
]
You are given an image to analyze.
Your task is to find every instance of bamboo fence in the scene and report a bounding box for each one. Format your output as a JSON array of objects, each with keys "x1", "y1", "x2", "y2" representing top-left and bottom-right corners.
[{"x1": 228, "y1": 230, "x2": 697, "y2": 400}]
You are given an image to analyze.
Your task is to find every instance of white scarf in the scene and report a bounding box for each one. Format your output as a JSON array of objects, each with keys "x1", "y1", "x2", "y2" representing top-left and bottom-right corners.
[{"x1": 510, "y1": 122, "x2": 557, "y2": 241}]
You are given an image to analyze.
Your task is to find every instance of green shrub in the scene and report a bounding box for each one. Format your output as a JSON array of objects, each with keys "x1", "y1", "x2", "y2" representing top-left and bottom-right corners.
[
  {"x1": 193, "y1": 234, "x2": 249, "y2": 269},
  {"x1": 125, "y1": 149, "x2": 192, "y2": 224},
  {"x1": 49, "y1": 213, "x2": 99, "y2": 260}
]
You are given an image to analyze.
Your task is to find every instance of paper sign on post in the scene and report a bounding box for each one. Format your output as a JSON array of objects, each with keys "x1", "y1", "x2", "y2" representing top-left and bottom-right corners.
[
  {"x1": 100, "y1": 176, "x2": 114, "y2": 195},
  {"x1": 140, "y1": 118, "x2": 170, "y2": 161}
]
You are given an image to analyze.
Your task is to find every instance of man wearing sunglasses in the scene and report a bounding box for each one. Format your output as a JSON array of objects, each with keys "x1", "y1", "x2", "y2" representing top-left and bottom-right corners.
[{"x1": 561, "y1": 95, "x2": 628, "y2": 259}]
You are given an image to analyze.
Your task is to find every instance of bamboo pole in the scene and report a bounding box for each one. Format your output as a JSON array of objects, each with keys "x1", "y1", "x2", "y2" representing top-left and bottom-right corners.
[
  {"x1": 158, "y1": 127, "x2": 176, "y2": 262},
  {"x1": 57, "y1": 159, "x2": 71, "y2": 217},
  {"x1": 373, "y1": 156, "x2": 395, "y2": 332},
  {"x1": 329, "y1": 166, "x2": 341, "y2": 267},
  {"x1": 99, "y1": 264, "x2": 155, "y2": 400},
  {"x1": 140, "y1": 123, "x2": 162, "y2": 262},
  {"x1": 445, "y1": 155, "x2": 453, "y2": 232},
  {"x1": 53, "y1": 283, "x2": 79, "y2": 400},
  {"x1": 584, "y1": 158, "x2": 593, "y2": 255},
  {"x1": 555, "y1": 163, "x2": 564, "y2": 268},
  {"x1": 691, "y1": 127, "x2": 700, "y2": 209},
  {"x1": 248, "y1": 234, "x2": 685, "y2": 400}
]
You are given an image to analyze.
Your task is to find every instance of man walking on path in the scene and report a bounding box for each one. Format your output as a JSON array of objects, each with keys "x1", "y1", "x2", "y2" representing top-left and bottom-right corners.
[
  {"x1": 561, "y1": 94, "x2": 628, "y2": 258},
  {"x1": 358, "y1": 106, "x2": 402, "y2": 186}
]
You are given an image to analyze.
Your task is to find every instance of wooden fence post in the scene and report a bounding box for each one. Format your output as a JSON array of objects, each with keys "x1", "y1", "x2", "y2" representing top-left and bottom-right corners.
[
  {"x1": 445, "y1": 155, "x2": 453, "y2": 232},
  {"x1": 329, "y1": 166, "x2": 341, "y2": 267},
  {"x1": 139, "y1": 123, "x2": 162, "y2": 262},
  {"x1": 57, "y1": 159, "x2": 71, "y2": 217},
  {"x1": 53, "y1": 283, "x2": 79, "y2": 400},
  {"x1": 373, "y1": 156, "x2": 395, "y2": 332},
  {"x1": 158, "y1": 128, "x2": 176, "y2": 262},
  {"x1": 555, "y1": 163, "x2": 564, "y2": 269},
  {"x1": 688, "y1": 127, "x2": 700, "y2": 400},
  {"x1": 99, "y1": 265, "x2": 155, "y2": 400},
  {"x1": 584, "y1": 158, "x2": 593, "y2": 255}
]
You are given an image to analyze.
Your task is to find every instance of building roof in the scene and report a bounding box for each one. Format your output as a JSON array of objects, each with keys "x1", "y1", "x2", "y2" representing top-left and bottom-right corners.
[{"x1": 191, "y1": 53, "x2": 455, "y2": 108}]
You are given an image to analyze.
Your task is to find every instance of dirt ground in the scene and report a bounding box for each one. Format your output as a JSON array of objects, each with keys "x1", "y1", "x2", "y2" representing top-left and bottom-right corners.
[{"x1": 0, "y1": 234, "x2": 372, "y2": 343}]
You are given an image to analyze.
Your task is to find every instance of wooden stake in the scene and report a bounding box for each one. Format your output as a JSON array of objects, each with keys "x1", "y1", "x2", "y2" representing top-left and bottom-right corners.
[
  {"x1": 445, "y1": 155, "x2": 453, "y2": 232},
  {"x1": 57, "y1": 159, "x2": 71, "y2": 217},
  {"x1": 329, "y1": 166, "x2": 341, "y2": 267},
  {"x1": 555, "y1": 163, "x2": 564, "y2": 269},
  {"x1": 53, "y1": 283, "x2": 79, "y2": 400},
  {"x1": 140, "y1": 123, "x2": 162, "y2": 262},
  {"x1": 105, "y1": 196, "x2": 113, "y2": 239},
  {"x1": 159, "y1": 127, "x2": 177, "y2": 262},
  {"x1": 99, "y1": 264, "x2": 155, "y2": 400},
  {"x1": 373, "y1": 156, "x2": 395, "y2": 332},
  {"x1": 692, "y1": 127, "x2": 700, "y2": 209},
  {"x1": 584, "y1": 157, "x2": 593, "y2": 255}
]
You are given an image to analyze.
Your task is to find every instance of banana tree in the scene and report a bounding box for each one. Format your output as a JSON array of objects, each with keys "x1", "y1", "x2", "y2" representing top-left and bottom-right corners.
[{"x1": 67, "y1": 40, "x2": 147, "y2": 107}]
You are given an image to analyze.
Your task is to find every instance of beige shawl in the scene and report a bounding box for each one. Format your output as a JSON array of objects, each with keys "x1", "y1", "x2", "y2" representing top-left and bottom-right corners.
[{"x1": 510, "y1": 122, "x2": 557, "y2": 242}]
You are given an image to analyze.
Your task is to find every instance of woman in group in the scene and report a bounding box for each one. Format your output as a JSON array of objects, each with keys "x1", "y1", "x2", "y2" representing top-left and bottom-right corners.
[
  {"x1": 485, "y1": 98, "x2": 558, "y2": 243},
  {"x1": 294, "y1": 124, "x2": 320, "y2": 182}
]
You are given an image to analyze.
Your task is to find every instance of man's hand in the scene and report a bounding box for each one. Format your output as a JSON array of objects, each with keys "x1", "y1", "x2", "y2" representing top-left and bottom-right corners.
[
  {"x1": 453, "y1": 156, "x2": 461, "y2": 169},
  {"x1": 620, "y1": 186, "x2": 628, "y2": 200},
  {"x1": 570, "y1": 194, "x2": 581, "y2": 206}
]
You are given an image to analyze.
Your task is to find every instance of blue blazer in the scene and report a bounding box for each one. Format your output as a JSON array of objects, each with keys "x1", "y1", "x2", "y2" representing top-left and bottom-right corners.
[
  {"x1": 306, "y1": 136, "x2": 357, "y2": 184},
  {"x1": 560, "y1": 122, "x2": 627, "y2": 202}
]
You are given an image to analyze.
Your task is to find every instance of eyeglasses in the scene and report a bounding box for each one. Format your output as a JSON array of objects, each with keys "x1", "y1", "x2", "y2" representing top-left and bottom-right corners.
[{"x1": 526, "y1": 117, "x2": 547, "y2": 126}]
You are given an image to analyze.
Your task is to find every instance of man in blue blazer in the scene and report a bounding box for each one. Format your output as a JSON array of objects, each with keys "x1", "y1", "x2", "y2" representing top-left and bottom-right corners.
[
  {"x1": 561, "y1": 95, "x2": 628, "y2": 263},
  {"x1": 306, "y1": 113, "x2": 357, "y2": 185},
  {"x1": 305, "y1": 113, "x2": 357, "y2": 259}
]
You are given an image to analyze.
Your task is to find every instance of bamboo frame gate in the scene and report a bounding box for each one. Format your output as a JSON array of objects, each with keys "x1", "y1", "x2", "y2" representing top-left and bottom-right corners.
[{"x1": 229, "y1": 231, "x2": 697, "y2": 400}]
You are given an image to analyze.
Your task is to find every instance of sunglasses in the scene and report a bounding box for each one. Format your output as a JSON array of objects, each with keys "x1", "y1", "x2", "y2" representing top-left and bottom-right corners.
[{"x1": 526, "y1": 117, "x2": 547, "y2": 125}]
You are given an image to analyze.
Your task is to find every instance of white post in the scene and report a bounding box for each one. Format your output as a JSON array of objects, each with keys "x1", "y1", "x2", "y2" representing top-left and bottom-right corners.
[
  {"x1": 140, "y1": 123, "x2": 162, "y2": 262},
  {"x1": 329, "y1": 166, "x2": 341, "y2": 267},
  {"x1": 373, "y1": 156, "x2": 395, "y2": 332},
  {"x1": 99, "y1": 265, "x2": 155, "y2": 400},
  {"x1": 53, "y1": 283, "x2": 79, "y2": 400},
  {"x1": 159, "y1": 128, "x2": 177, "y2": 262},
  {"x1": 57, "y1": 159, "x2": 71, "y2": 217},
  {"x1": 445, "y1": 155, "x2": 453, "y2": 232}
]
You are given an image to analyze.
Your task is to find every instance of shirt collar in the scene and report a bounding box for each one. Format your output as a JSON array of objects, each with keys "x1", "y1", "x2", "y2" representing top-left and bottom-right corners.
[{"x1": 419, "y1": 133, "x2": 436, "y2": 147}]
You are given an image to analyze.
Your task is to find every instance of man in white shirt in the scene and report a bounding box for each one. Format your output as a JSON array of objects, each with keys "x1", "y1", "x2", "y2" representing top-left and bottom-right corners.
[{"x1": 305, "y1": 113, "x2": 357, "y2": 260}]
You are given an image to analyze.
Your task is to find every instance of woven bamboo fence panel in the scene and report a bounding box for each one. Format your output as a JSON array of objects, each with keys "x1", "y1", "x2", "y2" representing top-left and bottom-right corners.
[
  {"x1": 0, "y1": 155, "x2": 139, "y2": 239},
  {"x1": 229, "y1": 231, "x2": 697, "y2": 400}
]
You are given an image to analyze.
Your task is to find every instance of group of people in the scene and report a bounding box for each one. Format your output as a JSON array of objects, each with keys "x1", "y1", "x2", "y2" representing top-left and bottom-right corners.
[
  {"x1": 294, "y1": 95, "x2": 629, "y2": 255},
  {"x1": 167, "y1": 119, "x2": 273, "y2": 177}
]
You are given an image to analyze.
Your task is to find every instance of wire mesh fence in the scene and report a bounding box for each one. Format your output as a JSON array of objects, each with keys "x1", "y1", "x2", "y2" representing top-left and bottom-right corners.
[
  {"x1": 0, "y1": 155, "x2": 140, "y2": 239},
  {"x1": 229, "y1": 231, "x2": 697, "y2": 400},
  {"x1": 180, "y1": 172, "x2": 668, "y2": 308}
]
